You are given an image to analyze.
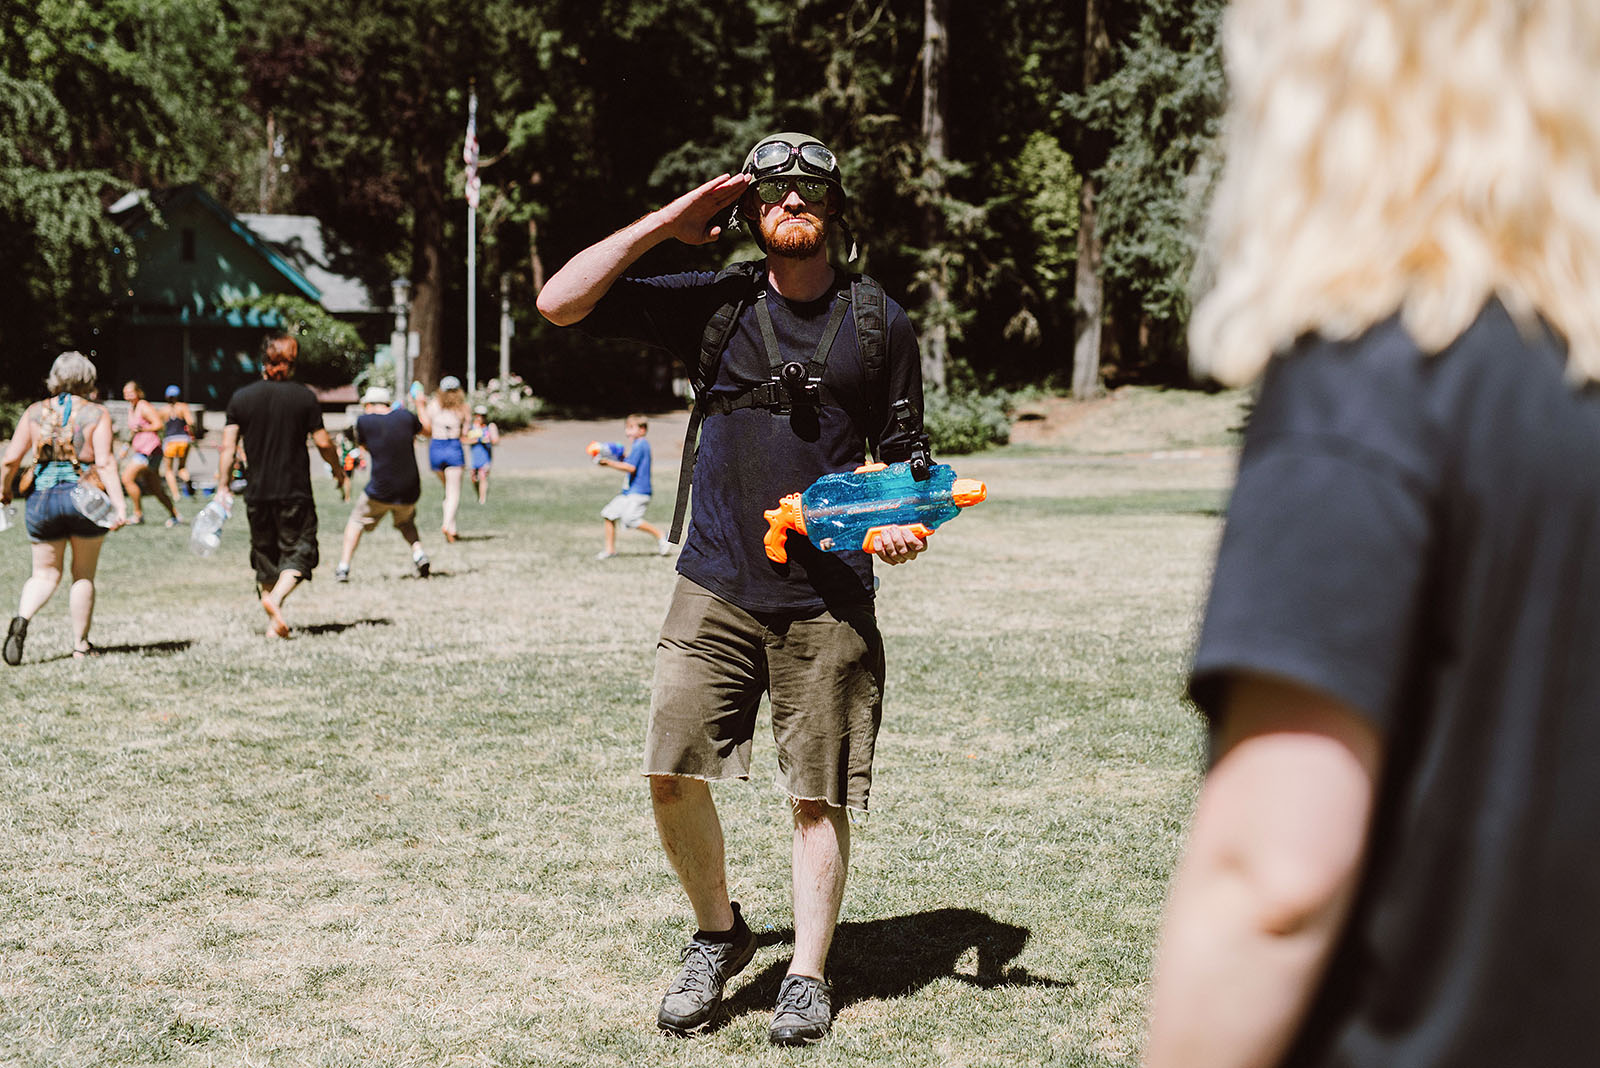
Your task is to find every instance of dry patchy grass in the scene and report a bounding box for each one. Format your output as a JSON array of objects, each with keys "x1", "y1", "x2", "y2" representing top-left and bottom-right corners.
[{"x1": 0, "y1": 398, "x2": 1237, "y2": 1067}]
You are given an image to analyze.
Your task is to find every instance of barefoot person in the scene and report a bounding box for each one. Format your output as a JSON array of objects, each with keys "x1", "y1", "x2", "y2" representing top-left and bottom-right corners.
[
  {"x1": 425, "y1": 376, "x2": 469, "y2": 541},
  {"x1": 214, "y1": 334, "x2": 346, "y2": 638},
  {"x1": 0, "y1": 352, "x2": 128, "y2": 664}
]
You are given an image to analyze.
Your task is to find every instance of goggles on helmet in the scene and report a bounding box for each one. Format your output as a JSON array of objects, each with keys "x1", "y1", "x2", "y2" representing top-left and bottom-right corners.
[
  {"x1": 754, "y1": 177, "x2": 831, "y2": 205},
  {"x1": 748, "y1": 140, "x2": 838, "y2": 181}
]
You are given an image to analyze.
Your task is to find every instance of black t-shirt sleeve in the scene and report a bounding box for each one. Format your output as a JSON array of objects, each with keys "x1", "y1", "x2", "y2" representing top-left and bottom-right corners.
[
  {"x1": 1190, "y1": 328, "x2": 1439, "y2": 742},
  {"x1": 576, "y1": 271, "x2": 722, "y2": 364},
  {"x1": 302, "y1": 391, "x2": 325, "y2": 436}
]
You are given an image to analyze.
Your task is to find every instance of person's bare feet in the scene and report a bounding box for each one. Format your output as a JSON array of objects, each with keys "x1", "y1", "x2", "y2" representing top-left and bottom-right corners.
[{"x1": 261, "y1": 592, "x2": 290, "y2": 638}]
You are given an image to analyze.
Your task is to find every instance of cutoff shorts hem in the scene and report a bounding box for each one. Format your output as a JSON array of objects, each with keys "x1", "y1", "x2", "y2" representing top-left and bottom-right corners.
[
  {"x1": 348, "y1": 494, "x2": 417, "y2": 533},
  {"x1": 644, "y1": 576, "x2": 885, "y2": 813}
]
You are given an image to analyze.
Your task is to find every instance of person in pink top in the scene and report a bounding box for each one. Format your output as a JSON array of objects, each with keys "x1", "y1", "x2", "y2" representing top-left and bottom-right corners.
[{"x1": 119, "y1": 380, "x2": 181, "y2": 527}]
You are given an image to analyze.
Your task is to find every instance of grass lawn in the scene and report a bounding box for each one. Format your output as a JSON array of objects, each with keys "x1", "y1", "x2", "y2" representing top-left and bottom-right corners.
[{"x1": 0, "y1": 390, "x2": 1243, "y2": 1067}]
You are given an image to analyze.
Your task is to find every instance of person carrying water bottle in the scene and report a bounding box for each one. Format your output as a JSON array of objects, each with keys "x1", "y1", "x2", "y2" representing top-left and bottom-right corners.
[{"x1": 0, "y1": 351, "x2": 128, "y2": 664}]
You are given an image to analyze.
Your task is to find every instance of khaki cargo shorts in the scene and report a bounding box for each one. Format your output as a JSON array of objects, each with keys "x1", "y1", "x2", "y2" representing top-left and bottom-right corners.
[
  {"x1": 645, "y1": 576, "x2": 886, "y2": 813},
  {"x1": 349, "y1": 493, "x2": 417, "y2": 533}
]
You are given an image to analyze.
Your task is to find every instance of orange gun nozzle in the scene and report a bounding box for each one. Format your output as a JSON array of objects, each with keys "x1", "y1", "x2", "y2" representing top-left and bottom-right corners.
[
  {"x1": 762, "y1": 493, "x2": 808, "y2": 564},
  {"x1": 952, "y1": 478, "x2": 987, "y2": 508},
  {"x1": 585, "y1": 441, "x2": 602, "y2": 457}
]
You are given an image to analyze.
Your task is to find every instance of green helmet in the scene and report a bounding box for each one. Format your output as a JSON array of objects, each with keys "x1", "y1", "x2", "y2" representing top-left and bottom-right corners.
[
  {"x1": 741, "y1": 132, "x2": 847, "y2": 198},
  {"x1": 731, "y1": 132, "x2": 858, "y2": 259}
]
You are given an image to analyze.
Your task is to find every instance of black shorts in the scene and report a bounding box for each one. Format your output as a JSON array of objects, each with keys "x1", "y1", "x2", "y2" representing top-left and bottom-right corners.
[{"x1": 245, "y1": 496, "x2": 320, "y2": 586}]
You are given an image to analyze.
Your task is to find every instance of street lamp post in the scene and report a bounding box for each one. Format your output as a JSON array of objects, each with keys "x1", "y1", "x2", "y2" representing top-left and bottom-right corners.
[{"x1": 391, "y1": 277, "x2": 410, "y2": 404}]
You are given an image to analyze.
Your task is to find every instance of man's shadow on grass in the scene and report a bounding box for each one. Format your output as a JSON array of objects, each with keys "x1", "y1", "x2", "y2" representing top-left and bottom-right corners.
[{"x1": 712, "y1": 907, "x2": 1070, "y2": 1030}]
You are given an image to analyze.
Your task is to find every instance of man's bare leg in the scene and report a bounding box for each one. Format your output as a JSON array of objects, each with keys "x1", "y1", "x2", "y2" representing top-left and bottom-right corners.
[
  {"x1": 650, "y1": 775, "x2": 736, "y2": 932},
  {"x1": 789, "y1": 800, "x2": 849, "y2": 979},
  {"x1": 261, "y1": 569, "x2": 301, "y2": 637}
]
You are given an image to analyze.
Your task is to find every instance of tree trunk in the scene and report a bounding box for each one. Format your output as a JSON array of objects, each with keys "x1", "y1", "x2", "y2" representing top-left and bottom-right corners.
[
  {"x1": 1072, "y1": 0, "x2": 1111, "y2": 400},
  {"x1": 527, "y1": 173, "x2": 547, "y2": 295},
  {"x1": 409, "y1": 143, "x2": 447, "y2": 390},
  {"x1": 919, "y1": 0, "x2": 949, "y2": 391},
  {"x1": 1072, "y1": 174, "x2": 1104, "y2": 400}
]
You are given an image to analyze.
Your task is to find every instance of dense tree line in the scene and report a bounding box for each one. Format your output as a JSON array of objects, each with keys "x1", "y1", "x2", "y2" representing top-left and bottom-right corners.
[{"x1": 2, "y1": 0, "x2": 1224, "y2": 404}]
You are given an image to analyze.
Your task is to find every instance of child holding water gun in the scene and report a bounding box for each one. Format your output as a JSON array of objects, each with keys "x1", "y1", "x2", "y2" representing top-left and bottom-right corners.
[{"x1": 589, "y1": 413, "x2": 669, "y2": 559}]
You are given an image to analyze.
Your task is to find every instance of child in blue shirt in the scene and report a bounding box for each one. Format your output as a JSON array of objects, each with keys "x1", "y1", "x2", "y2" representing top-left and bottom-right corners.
[{"x1": 594, "y1": 413, "x2": 670, "y2": 559}]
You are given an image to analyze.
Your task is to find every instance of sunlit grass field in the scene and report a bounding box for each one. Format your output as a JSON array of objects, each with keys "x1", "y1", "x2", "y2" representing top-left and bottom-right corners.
[{"x1": 0, "y1": 395, "x2": 1241, "y2": 1067}]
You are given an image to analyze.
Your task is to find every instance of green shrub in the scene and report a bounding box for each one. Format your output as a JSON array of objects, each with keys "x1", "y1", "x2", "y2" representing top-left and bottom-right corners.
[{"x1": 924, "y1": 387, "x2": 1012, "y2": 455}]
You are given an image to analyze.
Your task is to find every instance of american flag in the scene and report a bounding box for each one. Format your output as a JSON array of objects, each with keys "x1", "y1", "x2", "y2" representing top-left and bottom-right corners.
[{"x1": 463, "y1": 92, "x2": 480, "y2": 209}]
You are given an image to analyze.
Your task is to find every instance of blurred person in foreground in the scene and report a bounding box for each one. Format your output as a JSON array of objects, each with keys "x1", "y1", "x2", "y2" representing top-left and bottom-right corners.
[
  {"x1": 215, "y1": 334, "x2": 346, "y2": 638},
  {"x1": 1145, "y1": 2, "x2": 1600, "y2": 1066},
  {"x1": 0, "y1": 352, "x2": 128, "y2": 663},
  {"x1": 538, "y1": 131, "x2": 928, "y2": 1045},
  {"x1": 333, "y1": 386, "x2": 431, "y2": 582}
]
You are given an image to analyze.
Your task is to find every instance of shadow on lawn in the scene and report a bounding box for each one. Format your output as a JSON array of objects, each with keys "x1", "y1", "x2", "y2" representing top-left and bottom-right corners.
[
  {"x1": 297, "y1": 618, "x2": 393, "y2": 637},
  {"x1": 41, "y1": 638, "x2": 195, "y2": 662},
  {"x1": 713, "y1": 907, "x2": 1069, "y2": 1028}
]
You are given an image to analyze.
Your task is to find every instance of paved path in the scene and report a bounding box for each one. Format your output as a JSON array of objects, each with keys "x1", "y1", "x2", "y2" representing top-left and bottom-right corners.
[{"x1": 491, "y1": 410, "x2": 691, "y2": 473}]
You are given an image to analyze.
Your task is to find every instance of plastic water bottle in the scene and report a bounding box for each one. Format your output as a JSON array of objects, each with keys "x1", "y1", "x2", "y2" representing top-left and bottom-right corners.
[
  {"x1": 762, "y1": 461, "x2": 987, "y2": 563},
  {"x1": 0, "y1": 503, "x2": 16, "y2": 532},
  {"x1": 190, "y1": 497, "x2": 231, "y2": 556},
  {"x1": 70, "y1": 484, "x2": 117, "y2": 527}
]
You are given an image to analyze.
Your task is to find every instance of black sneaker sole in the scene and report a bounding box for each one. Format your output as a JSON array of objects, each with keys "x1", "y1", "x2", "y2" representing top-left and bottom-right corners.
[
  {"x1": 3, "y1": 616, "x2": 25, "y2": 666},
  {"x1": 770, "y1": 1025, "x2": 831, "y2": 1046}
]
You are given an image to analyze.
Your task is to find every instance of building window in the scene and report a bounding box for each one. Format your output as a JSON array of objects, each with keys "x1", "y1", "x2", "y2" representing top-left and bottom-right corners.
[{"x1": 181, "y1": 228, "x2": 196, "y2": 262}]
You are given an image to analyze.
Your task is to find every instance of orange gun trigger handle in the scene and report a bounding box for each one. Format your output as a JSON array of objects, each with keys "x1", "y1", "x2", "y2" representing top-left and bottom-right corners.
[
  {"x1": 862, "y1": 523, "x2": 934, "y2": 553},
  {"x1": 854, "y1": 462, "x2": 888, "y2": 474},
  {"x1": 762, "y1": 494, "x2": 807, "y2": 564}
]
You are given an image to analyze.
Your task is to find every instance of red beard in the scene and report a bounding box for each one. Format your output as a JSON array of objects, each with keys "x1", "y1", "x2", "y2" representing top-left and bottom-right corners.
[{"x1": 761, "y1": 210, "x2": 827, "y2": 259}]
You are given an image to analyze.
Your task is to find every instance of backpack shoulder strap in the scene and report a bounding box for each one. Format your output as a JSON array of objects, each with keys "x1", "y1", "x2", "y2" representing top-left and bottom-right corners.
[
  {"x1": 848, "y1": 273, "x2": 891, "y2": 459},
  {"x1": 671, "y1": 261, "x2": 763, "y2": 543}
]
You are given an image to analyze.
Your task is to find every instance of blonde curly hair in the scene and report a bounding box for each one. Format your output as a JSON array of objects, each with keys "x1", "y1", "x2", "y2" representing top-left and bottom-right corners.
[{"x1": 1190, "y1": 0, "x2": 1600, "y2": 386}]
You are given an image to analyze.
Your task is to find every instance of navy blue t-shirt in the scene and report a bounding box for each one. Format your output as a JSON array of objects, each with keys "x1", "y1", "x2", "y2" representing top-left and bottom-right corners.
[
  {"x1": 1190, "y1": 302, "x2": 1600, "y2": 1066},
  {"x1": 353, "y1": 408, "x2": 423, "y2": 504},
  {"x1": 576, "y1": 267, "x2": 923, "y2": 615}
]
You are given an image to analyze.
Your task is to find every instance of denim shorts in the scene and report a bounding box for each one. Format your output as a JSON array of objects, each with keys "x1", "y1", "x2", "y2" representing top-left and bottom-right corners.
[
  {"x1": 25, "y1": 485, "x2": 107, "y2": 543},
  {"x1": 428, "y1": 438, "x2": 465, "y2": 471},
  {"x1": 645, "y1": 576, "x2": 886, "y2": 812}
]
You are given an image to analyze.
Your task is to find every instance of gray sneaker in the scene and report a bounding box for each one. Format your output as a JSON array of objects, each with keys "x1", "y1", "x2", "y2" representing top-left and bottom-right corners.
[
  {"x1": 769, "y1": 973, "x2": 833, "y2": 1045},
  {"x1": 657, "y1": 903, "x2": 757, "y2": 1035}
]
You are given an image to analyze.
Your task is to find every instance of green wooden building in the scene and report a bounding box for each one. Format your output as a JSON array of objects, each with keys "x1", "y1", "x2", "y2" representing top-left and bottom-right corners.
[{"x1": 109, "y1": 185, "x2": 387, "y2": 407}]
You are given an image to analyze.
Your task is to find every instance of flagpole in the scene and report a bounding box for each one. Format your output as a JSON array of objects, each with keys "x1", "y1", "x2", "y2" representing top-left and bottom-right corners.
[{"x1": 465, "y1": 81, "x2": 478, "y2": 394}]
